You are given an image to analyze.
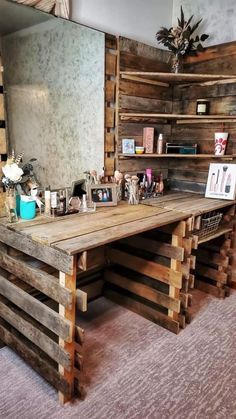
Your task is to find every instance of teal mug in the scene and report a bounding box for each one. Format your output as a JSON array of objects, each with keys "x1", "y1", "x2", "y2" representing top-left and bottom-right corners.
[{"x1": 20, "y1": 196, "x2": 36, "y2": 220}]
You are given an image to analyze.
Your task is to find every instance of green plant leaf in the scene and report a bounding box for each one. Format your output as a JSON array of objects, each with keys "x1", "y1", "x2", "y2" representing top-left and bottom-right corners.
[
  {"x1": 200, "y1": 34, "x2": 209, "y2": 41},
  {"x1": 180, "y1": 6, "x2": 185, "y2": 28},
  {"x1": 186, "y1": 15, "x2": 194, "y2": 27},
  {"x1": 190, "y1": 18, "x2": 202, "y2": 35},
  {"x1": 197, "y1": 43, "x2": 205, "y2": 52}
]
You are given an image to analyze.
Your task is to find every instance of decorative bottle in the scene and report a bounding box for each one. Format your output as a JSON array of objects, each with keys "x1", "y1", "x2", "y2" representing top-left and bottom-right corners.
[{"x1": 157, "y1": 134, "x2": 164, "y2": 154}]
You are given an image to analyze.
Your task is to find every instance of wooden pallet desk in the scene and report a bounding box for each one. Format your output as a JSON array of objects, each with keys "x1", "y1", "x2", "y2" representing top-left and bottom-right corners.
[
  {"x1": 0, "y1": 204, "x2": 193, "y2": 403},
  {"x1": 143, "y1": 192, "x2": 236, "y2": 297}
]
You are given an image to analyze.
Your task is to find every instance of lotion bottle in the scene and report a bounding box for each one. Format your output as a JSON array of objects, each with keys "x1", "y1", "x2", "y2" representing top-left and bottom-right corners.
[{"x1": 157, "y1": 133, "x2": 164, "y2": 154}]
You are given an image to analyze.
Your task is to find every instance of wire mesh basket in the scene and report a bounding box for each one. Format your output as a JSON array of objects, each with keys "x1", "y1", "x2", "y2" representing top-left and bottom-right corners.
[{"x1": 197, "y1": 212, "x2": 223, "y2": 239}]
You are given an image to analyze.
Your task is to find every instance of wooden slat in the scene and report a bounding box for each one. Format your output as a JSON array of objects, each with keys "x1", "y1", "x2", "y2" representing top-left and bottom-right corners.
[
  {"x1": 104, "y1": 269, "x2": 180, "y2": 312},
  {"x1": 0, "y1": 275, "x2": 72, "y2": 342},
  {"x1": 0, "y1": 320, "x2": 70, "y2": 394},
  {"x1": 53, "y1": 210, "x2": 188, "y2": 255},
  {"x1": 105, "y1": 34, "x2": 117, "y2": 50},
  {"x1": 106, "y1": 247, "x2": 182, "y2": 288},
  {"x1": 104, "y1": 157, "x2": 115, "y2": 176},
  {"x1": 0, "y1": 299, "x2": 72, "y2": 369},
  {"x1": 21, "y1": 205, "x2": 170, "y2": 245},
  {"x1": 105, "y1": 107, "x2": 115, "y2": 128},
  {"x1": 58, "y1": 257, "x2": 77, "y2": 404},
  {"x1": 0, "y1": 95, "x2": 4, "y2": 120},
  {"x1": 0, "y1": 251, "x2": 72, "y2": 307},
  {"x1": 105, "y1": 288, "x2": 179, "y2": 334},
  {"x1": 105, "y1": 53, "x2": 117, "y2": 76},
  {"x1": 105, "y1": 132, "x2": 115, "y2": 152},
  {"x1": 195, "y1": 249, "x2": 229, "y2": 268},
  {"x1": 105, "y1": 80, "x2": 116, "y2": 102},
  {"x1": 196, "y1": 264, "x2": 228, "y2": 283},
  {"x1": 75, "y1": 325, "x2": 84, "y2": 346},
  {"x1": 119, "y1": 235, "x2": 184, "y2": 261},
  {"x1": 76, "y1": 289, "x2": 87, "y2": 312},
  {"x1": 0, "y1": 225, "x2": 74, "y2": 275},
  {"x1": 195, "y1": 278, "x2": 226, "y2": 298},
  {"x1": 169, "y1": 235, "x2": 182, "y2": 320},
  {"x1": 120, "y1": 71, "x2": 236, "y2": 84},
  {"x1": 86, "y1": 247, "x2": 105, "y2": 270},
  {"x1": 0, "y1": 128, "x2": 6, "y2": 154}
]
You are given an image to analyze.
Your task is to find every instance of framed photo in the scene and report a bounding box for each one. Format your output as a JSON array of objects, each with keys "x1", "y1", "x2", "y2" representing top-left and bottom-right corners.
[
  {"x1": 88, "y1": 183, "x2": 117, "y2": 207},
  {"x1": 71, "y1": 179, "x2": 86, "y2": 197},
  {"x1": 122, "y1": 138, "x2": 135, "y2": 154},
  {"x1": 205, "y1": 163, "x2": 236, "y2": 200}
]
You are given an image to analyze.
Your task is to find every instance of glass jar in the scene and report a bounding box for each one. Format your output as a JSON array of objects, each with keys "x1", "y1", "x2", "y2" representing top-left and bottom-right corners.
[
  {"x1": 196, "y1": 99, "x2": 210, "y2": 115},
  {"x1": 5, "y1": 188, "x2": 18, "y2": 223}
]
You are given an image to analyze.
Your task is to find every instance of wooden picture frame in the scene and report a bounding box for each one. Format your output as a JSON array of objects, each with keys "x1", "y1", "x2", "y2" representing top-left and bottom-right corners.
[{"x1": 88, "y1": 183, "x2": 117, "y2": 207}]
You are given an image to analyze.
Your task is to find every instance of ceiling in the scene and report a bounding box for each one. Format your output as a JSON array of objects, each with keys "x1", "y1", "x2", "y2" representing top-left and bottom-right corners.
[{"x1": 0, "y1": 0, "x2": 53, "y2": 36}]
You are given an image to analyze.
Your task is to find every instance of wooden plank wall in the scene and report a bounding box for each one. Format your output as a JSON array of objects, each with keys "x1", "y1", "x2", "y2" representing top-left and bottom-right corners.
[
  {"x1": 169, "y1": 41, "x2": 236, "y2": 193},
  {"x1": 104, "y1": 34, "x2": 117, "y2": 177},
  {"x1": 117, "y1": 36, "x2": 171, "y2": 176}
]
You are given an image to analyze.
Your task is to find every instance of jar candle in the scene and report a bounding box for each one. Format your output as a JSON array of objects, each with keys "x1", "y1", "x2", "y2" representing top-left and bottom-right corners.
[{"x1": 196, "y1": 99, "x2": 210, "y2": 115}]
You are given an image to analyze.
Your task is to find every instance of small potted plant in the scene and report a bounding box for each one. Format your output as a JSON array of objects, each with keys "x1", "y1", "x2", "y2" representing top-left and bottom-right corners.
[{"x1": 156, "y1": 6, "x2": 209, "y2": 73}]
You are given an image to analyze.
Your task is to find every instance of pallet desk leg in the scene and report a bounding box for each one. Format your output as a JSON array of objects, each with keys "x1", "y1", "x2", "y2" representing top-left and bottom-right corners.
[
  {"x1": 169, "y1": 234, "x2": 182, "y2": 322},
  {"x1": 59, "y1": 256, "x2": 77, "y2": 405}
]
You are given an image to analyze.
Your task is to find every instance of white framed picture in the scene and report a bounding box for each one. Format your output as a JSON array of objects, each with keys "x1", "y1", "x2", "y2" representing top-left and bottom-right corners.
[
  {"x1": 122, "y1": 138, "x2": 135, "y2": 154},
  {"x1": 205, "y1": 163, "x2": 236, "y2": 200}
]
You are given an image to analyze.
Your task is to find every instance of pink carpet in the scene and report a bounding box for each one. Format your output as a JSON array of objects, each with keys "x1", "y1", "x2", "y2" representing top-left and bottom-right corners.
[{"x1": 0, "y1": 289, "x2": 236, "y2": 419}]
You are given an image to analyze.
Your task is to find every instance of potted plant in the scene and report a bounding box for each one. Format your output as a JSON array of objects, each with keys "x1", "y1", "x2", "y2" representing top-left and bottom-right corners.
[{"x1": 156, "y1": 6, "x2": 209, "y2": 73}]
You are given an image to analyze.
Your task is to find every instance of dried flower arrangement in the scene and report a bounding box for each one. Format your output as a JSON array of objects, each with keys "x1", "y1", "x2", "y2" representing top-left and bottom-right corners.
[
  {"x1": 156, "y1": 6, "x2": 209, "y2": 72},
  {"x1": 1, "y1": 151, "x2": 38, "y2": 192}
]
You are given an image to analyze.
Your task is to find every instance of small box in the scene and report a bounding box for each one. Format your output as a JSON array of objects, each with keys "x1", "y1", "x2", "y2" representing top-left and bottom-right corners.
[
  {"x1": 143, "y1": 127, "x2": 154, "y2": 153},
  {"x1": 122, "y1": 138, "x2": 135, "y2": 154}
]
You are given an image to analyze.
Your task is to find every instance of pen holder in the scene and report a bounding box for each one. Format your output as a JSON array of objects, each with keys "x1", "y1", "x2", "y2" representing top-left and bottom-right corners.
[{"x1": 20, "y1": 196, "x2": 36, "y2": 220}]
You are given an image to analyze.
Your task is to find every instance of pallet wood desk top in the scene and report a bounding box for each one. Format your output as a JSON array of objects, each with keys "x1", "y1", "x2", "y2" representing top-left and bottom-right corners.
[
  {"x1": 142, "y1": 192, "x2": 236, "y2": 216},
  {"x1": 0, "y1": 204, "x2": 191, "y2": 256}
]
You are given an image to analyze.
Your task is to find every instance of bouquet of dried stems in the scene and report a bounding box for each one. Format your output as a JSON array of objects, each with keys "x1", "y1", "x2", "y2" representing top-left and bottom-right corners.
[{"x1": 156, "y1": 6, "x2": 209, "y2": 72}]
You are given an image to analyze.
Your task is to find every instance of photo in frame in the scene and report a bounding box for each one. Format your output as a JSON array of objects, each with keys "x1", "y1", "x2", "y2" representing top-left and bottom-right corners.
[
  {"x1": 122, "y1": 138, "x2": 135, "y2": 154},
  {"x1": 205, "y1": 163, "x2": 236, "y2": 200},
  {"x1": 88, "y1": 183, "x2": 117, "y2": 207}
]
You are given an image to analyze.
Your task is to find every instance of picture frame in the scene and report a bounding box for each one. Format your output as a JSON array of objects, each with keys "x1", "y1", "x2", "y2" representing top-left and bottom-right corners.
[
  {"x1": 87, "y1": 183, "x2": 118, "y2": 207},
  {"x1": 122, "y1": 138, "x2": 135, "y2": 154},
  {"x1": 71, "y1": 178, "x2": 86, "y2": 197},
  {"x1": 205, "y1": 163, "x2": 236, "y2": 200}
]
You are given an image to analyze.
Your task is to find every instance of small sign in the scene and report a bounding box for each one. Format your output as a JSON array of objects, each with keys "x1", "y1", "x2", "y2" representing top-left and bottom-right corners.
[
  {"x1": 205, "y1": 163, "x2": 236, "y2": 200},
  {"x1": 122, "y1": 138, "x2": 135, "y2": 154}
]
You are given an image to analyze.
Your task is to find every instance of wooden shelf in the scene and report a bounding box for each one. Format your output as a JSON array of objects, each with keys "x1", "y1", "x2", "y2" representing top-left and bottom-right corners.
[
  {"x1": 119, "y1": 154, "x2": 236, "y2": 159},
  {"x1": 119, "y1": 113, "x2": 236, "y2": 124},
  {"x1": 120, "y1": 71, "x2": 236, "y2": 87},
  {"x1": 198, "y1": 227, "x2": 232, "y2": 244}
]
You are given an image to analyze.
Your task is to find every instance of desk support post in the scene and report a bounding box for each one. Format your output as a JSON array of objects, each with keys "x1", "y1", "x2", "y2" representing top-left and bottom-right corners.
[{"x1": 59, "y1": 255, "x2": 77, "y2": 405}]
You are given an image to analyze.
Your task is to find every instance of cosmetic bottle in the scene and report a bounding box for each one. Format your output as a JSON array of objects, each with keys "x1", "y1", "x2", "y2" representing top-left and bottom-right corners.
[
  {"x1": 157, "y1": 133, "x2": 164, "y2": 154},
  {"x1": 59, "y1": 190, "x2": 66, "y2": 214},
  {"x1": 44, "y1": 189, "x2": 51, "y2": 216}
]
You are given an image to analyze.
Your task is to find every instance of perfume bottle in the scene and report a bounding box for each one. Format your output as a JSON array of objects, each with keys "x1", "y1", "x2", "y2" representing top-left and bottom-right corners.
[{"x1": 80, "y1": 194, "x2": 88, "y2": 212}]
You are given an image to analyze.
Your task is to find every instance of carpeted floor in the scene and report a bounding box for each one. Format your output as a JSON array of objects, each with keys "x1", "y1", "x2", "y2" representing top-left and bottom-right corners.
[{"x1": 0, "y1": 289, "x2": 236, "y2": 419}]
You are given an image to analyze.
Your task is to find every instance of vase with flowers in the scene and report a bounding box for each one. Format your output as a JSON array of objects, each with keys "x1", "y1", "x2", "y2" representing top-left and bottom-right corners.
[
  {"x1": 1, "y1": 151, "x2": 39, "y2": 222},
  {"x1": 1, "y1": 151, "x2": 24, "y2": 222},
  {"x1": 156, "y1": 7, "x2": 209, "y2": 73}
]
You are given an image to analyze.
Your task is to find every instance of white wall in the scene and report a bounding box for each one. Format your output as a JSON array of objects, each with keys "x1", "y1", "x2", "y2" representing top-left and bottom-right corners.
[
  {"x1": 71, "y1": 0, "x2": 173, "y2": 47},
  {"x1": 173, "y1": 0, "x2": 236, "y2": 47}
]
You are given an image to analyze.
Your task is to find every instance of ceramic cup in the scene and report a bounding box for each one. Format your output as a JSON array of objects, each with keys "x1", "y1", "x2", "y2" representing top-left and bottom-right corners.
[{"x1": 214, "y1": 132, "x2": 228, "y2": 156}]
